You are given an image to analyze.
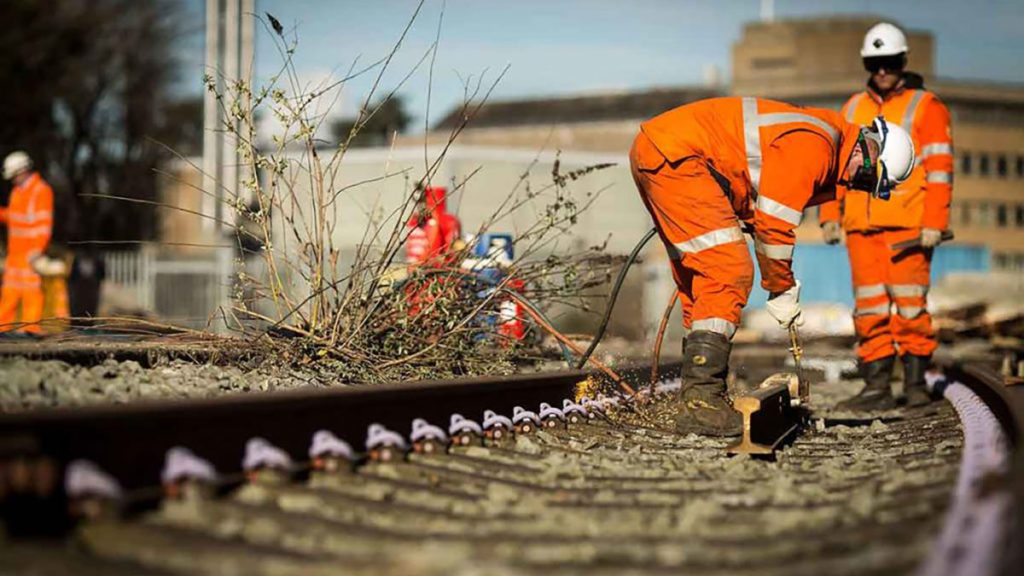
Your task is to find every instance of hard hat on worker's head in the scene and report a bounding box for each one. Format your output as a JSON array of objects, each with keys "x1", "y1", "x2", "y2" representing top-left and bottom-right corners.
[
  {"x1": 855, "y1": 116, "x2": 915, "y2": 199},
  {"x1": 3, "y1": 151, "x2": 32, "y2": 180},
  {"x1": 861, "y1": 22, "x2": 908, "y2": 58}
]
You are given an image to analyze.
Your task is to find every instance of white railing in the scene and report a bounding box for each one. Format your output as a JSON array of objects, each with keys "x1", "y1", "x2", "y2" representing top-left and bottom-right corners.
[{"x1": 102, "y1": 246, "x2": 233, "y2": 330}]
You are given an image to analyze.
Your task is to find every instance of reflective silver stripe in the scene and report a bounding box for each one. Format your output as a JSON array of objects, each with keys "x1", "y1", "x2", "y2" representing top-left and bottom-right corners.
[
  {"x1": 742, "y1": 97, "x2": 838, "y2": 193},
  {"x1": 854, "y1": 284, "x2": 887, "y2": 299},
  {"x1": 920, "y1": 142, "x2": 953, "y2": 160},
  {"x1": 754, "y1": 239, "x2": 794, "y2": 260},
  {"x1": 897, "y1": 305, "x2": 924, "y2": 319},
  {"x1": 888, "y1": 284, "x2": 928, "y2": 298},
  {"x1": 927, "y1": 171, "x2": 953, "y2": 184},
  {"x1": 854, "y1": 302, "x2": 890, "y2": 317},
  {"x1": 743, "y1": 97, "x2": 762, "y2": 193},
  {"x1": 7, "y1": 211, "x2": 52, "y2": 224},
  {"x1": 8, "y1": 226, "x2": 50, "y2": 238},
  {"x1": 902, "y1": 90, "x2": 926, "y2": 128},
  {"x1": 692, "y1": 317, "x2": 737, "y2": 338},
  {"x1": 845, "y1": 94, "x2": 863, "y2": 122},
  {"x1": 673, "y1": 226, "x2": 745, "y2": 254},
  {"x1": 756, "y1": 196, "x2": 803, "y2": 226}
]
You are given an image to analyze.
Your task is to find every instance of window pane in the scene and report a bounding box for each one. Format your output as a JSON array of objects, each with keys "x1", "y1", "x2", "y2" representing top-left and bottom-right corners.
[
  {"x1": 960, "y1": 152, "x2": 972, "y2": 175},
  {"x1": 997, "y1": 204, "x2": 1008, "y2": 227},
  {"x1": 997, "y1": 155, "x2": 1008, "y2": 177},
  {"x1": 1017, "y1": 156, "x2": 1024, "y2": 178},
  {"x1": 1016, "y1": 204, "x2": 1024, "y2": 228},
  {"x1": 962, "y1": 202, "x2": 972, "y2": 226},
  {"x1": 979, "y1": 154, "x2": 990, "y2": 176},
  {"x1": 978, "y1": 202, "x2": 993, "y2": 226}
]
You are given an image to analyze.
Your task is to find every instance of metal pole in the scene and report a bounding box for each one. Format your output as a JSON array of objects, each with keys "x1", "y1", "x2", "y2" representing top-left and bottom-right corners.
[
  {"x1": 240, "y1": 0, "x2": 255, "y2": 206},
  {"x1": 202, "y1": 0, "x2": 222, "y2": 232},
  {"x1": 221, "y1": 0, "x2": 240, "y2": 229}
]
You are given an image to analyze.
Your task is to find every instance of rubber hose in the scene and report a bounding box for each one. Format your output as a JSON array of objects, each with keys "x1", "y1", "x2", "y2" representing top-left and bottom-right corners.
[{"x1": 574, "y1": 227, "x2": 658, "y2": 369}]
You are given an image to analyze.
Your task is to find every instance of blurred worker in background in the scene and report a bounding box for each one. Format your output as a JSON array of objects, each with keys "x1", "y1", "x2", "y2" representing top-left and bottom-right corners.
[
  {"x1": 820, "y1": 23, "x2": 954, "y2": 411},
  {"x1": 0, "y1": 151, "x2": 54, "y2": 336},
  {"x1": 405, "y1": 185, "x2": 461, "y2": 267},
  {"x1": 632, "y1": 96, "x2": 915, "y2": 436}
]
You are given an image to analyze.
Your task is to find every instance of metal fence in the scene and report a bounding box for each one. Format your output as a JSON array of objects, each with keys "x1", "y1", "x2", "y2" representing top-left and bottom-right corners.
[{"x1": 103, "y1": 246, "x2": 233, "y2": 330}]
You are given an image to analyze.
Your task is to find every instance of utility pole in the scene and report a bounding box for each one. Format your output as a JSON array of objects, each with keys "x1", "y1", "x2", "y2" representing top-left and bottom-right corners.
[{"x1": 202, "y1": 0, "x2": 256, "y2": 233}]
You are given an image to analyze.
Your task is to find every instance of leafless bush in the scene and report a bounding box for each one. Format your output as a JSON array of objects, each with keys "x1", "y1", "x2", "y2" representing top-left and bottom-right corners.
[{"x1": 203, "y1": 5, "x2": 616, "y2": 382}]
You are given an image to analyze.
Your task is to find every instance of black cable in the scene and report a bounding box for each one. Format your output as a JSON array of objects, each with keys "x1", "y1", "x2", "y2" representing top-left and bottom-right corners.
[{"x1": 575, "y1": 227, "x2": 658, "y2": 369}]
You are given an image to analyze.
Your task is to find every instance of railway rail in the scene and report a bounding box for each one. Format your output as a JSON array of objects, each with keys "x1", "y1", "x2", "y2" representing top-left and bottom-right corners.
[{"x1": 0, "y1": 352, "x2": 1021, "y2": 576}]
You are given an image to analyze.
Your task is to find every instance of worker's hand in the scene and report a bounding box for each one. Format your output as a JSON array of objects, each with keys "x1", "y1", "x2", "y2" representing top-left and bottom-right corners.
[
  {"x1": 920, "y1": 228, "x2": 943, "y2": 249},
  {"x1": 821, "y1": 221, "x2": 842, "y2": 245},
  {"x1": 766, "y1": 280, "x2": 804, "y2": 329}
]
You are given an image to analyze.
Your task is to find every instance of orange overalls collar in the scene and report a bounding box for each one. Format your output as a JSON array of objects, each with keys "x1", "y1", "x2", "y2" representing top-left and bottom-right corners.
[{"x1": 866, "y1": 77, "x2": 907, "y2": 105}]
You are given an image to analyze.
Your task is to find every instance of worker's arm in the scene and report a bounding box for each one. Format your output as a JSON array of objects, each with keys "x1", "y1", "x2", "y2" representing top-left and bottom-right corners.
[
  {"x1": 917, "y1": 96, "x2": 953, "y2": 231},
  {"x1": 26, "y1": 182, "x2": 54, "y2": 260},
  {"x1": 754, "y1": 132, "x2": 833, "y2": 293}
]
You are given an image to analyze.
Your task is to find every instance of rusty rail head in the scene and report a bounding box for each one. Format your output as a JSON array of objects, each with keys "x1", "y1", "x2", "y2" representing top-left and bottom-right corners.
[{"x1": 726, "y1": 373, "x2": 802, "y2": 455}]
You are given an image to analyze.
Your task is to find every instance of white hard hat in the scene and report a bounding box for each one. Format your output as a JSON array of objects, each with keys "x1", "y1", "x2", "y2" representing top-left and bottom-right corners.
[
  {"x1": 861, "y1": 22, "x2": 908, "y2": 58},
  {"x1": 864, "y1": 117, "x2": 915, "y2": 196},
  {"x1": 3, "y1": 151, "x2": 32, "y2": 180}
]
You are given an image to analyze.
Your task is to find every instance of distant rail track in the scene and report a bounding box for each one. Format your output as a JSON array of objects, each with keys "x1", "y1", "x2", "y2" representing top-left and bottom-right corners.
[{"x1": 0, "y1": 351, "x2": 1021, "y2": 576}]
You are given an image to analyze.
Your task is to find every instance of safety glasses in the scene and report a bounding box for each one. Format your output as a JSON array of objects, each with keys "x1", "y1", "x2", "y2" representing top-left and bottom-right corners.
[
  {"x1": 863, "y1": 54, "x2": 905, "y2": 73},
  {"x1": 849, "y1": 129, "x2": 892, "y2": 200}
]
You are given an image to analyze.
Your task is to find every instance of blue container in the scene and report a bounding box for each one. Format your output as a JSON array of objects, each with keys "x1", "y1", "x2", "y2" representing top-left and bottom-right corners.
[{"x1": 746, "y1": 242, "x2": 989, "y2": 308}]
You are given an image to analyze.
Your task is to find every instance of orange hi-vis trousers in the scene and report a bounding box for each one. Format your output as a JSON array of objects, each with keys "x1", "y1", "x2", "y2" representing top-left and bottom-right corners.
[
  {"x1": 0, "y1": 273, "x2": 44, "y2": 334},
  {"x1": 630, "y1": 135, "x2": 752, "y2": 339},
  {"x1": 847, "y1": 229, "x2": 936, "y2": 362}
]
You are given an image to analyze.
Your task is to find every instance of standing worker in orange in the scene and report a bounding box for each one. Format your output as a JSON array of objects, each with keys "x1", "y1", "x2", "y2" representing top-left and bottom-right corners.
[
  {"x1": 820, "y1": 23, "x2": 954, "y2": 411},
  {"x1": 0, "y1": 151, "x2": 54, "y2": 336},
  {"x1": 632, "y1": 97, "x2": 915, "y2": 436}
]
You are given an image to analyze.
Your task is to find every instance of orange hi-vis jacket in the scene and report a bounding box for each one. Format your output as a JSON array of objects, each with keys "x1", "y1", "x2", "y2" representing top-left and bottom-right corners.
[
  {"x1": 640, "y1": 97, "x2": 861, "y2": 293},
  {"x1": 819, "y1": 83, "x2": 953, "y2": 231},
  {"x1": 0, "y1": 172, "x2": 54, "y2": 289}
]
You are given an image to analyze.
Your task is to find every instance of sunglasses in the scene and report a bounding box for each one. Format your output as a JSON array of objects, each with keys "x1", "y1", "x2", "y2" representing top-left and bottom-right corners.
[
  {"x1": 849, "y1": 130, "x2": 892, "y2": 200},
  {"x1": 863, "y1": 54, "x2": 905, "y2": 73}
]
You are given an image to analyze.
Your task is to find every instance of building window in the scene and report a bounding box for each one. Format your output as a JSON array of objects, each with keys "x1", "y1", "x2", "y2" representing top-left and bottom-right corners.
[
  {"x1": 997, "y1": 155, "x2": 1008, "y2": 177},
  {"x1": 977, "y1": 202, "x2": 993, "y2": 226},
  {"x1": 994, "y1": 253, "x2": 1008, "y2": 270},
  {"x1": 979, "y1": 153, "x2": 990, "y2": 176},
  {"x1": 997, "y1": 204, "x2": 1008, "y2": 227},
  {"x1": 1017, "y1": 156, "x2": 1024, "y2": 178},
  {"x1": 961, "y1": 202, "x2": 972, "y2": 226},
  {"x1": 960, "y1": 152, "x2": 972, "y2": 175},
  {"x1": 1016, "y1": 204, "x2": 1024, "y2": 228}
]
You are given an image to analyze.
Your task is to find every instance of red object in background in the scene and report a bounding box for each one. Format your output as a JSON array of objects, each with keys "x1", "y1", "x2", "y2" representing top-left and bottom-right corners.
[
  {"x1": 498, "y1": 277, "x2": 526, "y2": 342},
  {"x1": 406, "y1": 186, "x2": 461, "y2": 266}
]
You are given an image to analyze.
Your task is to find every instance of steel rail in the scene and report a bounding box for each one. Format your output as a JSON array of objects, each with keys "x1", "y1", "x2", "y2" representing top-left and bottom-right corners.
[
  {"x1": 0, "y1": 369, "x2": 584, "y2": 532},
  {"x1": 922, "y1": 363, "x2": 1024, "y2": 576}
]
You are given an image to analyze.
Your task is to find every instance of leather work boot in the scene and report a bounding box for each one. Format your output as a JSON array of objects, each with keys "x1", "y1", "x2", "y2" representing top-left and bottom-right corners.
[
  {"x1": 835, "y1": 356, "x2": 897, "y2": 411},
  {"x1": 901, "y1": 354, "x2": 933, "y2": 407},
  {"x1": 675, "y1": 330, "x2": 743, "y2": 437}
]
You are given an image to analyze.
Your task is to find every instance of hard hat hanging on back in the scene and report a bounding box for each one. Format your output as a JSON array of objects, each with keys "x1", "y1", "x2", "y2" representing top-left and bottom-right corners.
[
  {"x1": 853, "y1": 116, "x2": 915, "y2": 200},
  {"x1": 861, "y1": 22, "x2": 908, "y2": 58}
]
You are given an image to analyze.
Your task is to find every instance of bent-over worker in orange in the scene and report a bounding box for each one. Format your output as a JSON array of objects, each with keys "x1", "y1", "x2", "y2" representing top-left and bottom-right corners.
[{"x1": 631, "y1": 96, "x2": 915, "y2": 436}]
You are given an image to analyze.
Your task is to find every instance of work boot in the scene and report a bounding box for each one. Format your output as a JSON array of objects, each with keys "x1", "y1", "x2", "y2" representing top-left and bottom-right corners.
[
  {"x1": 901, "y1": 354, "x2": 933, "y2": 407},
  {"x1": 835, "y1": 356, "x2": 897, "y2": 412},
  {"x1": 675, "y1": 330, "x2": 742, "y2": 437}
]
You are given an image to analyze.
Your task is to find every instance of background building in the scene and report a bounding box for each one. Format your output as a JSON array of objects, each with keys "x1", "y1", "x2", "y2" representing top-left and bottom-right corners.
[{"x1": 154, "y1": 14, "x2": 1023, "y2": 336}]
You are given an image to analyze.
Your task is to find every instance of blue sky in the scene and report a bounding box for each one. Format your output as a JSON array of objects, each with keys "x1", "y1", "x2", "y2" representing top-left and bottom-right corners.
[{"x1": 179, "y1": 0, "x2": 1024, "y2": 130}]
